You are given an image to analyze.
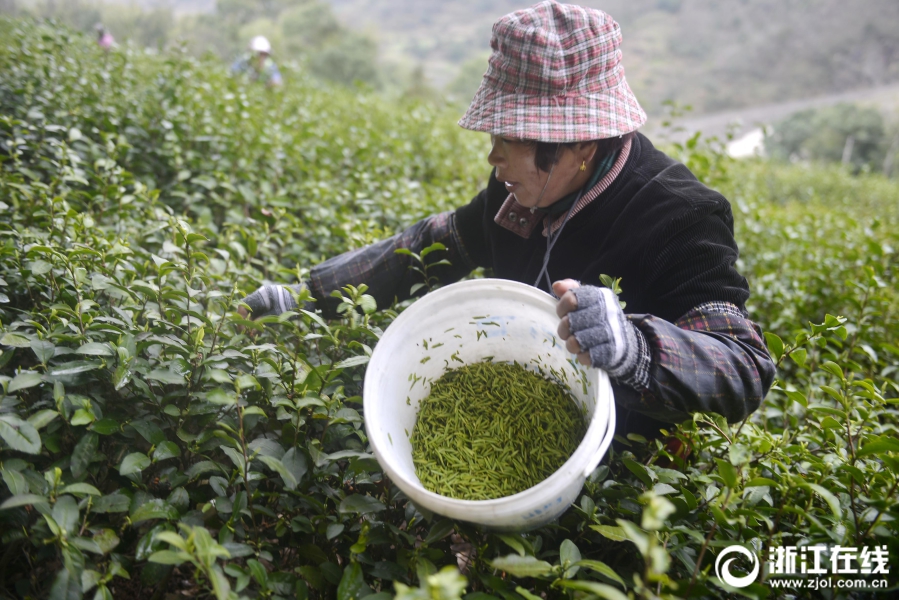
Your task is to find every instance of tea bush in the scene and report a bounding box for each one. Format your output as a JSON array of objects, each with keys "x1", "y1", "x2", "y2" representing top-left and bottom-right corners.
[{"x1": 1, "y1": 19, "x2": 897, "y2": 600}]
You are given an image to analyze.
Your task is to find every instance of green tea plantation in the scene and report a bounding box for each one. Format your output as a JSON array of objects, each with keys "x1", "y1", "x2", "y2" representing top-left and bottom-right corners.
[{"x1": 1, "y1": 19, "x2": 898, "y2": 600}]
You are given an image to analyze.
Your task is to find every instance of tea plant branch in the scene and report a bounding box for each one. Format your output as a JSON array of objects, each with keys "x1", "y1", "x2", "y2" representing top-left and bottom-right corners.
[
  {"x1": 237, "y1": 403, "x2": 262, "y2": 548},
  {"x1": 181, "y1": 227, "x2": 195, "y2": 339},
  {"x1": 685, "y1": 487, "x2": 731, "y2": 597},
  {"x1": 395, "y1": 242, "x2": 449, "y2": 296},
  {"x1": 843, "y1": 397, "x2": 865, "y2": 541},
  {"x1": 844, "y1": 281, "x2": 872, "y2": 368},
  {"x1": 204, "y1": 286, "x2": 237, "y2": 359},
  {"x1": 858, "y1": 476, "x2": 899, "y2": 542},
  {"x1": 728, "y1": 416, "x2": 751, "y2": 446},
  {"x1": 77, "y1": 497, "x2": 92, "y2": 537},
  {"x1": 284, "y1": 336, "x2": 319, "y2": 448},
  {"x1": 148, "y1": 570, "x2": 175, "y2": 600},
  {"x1": 13, "y1": 249, "x2": 38, "y2": 309},
  {"x1": 695, "y1": 414, "x2": 732, "y2": 445},
  {"x1": 656, "y1": 536, "x2": 670, "y2": 597},
  {"x1": 708, "y1": 415, "x2": 751, "y2": 464},
  {"x1": 64, "y1": 259, "x2": 88, "y2": 337}
]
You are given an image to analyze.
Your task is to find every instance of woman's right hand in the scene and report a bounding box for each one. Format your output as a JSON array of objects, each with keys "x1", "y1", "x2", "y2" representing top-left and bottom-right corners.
[{"x1": 239, "y1": 282, "x2": 308, "y2": 319}]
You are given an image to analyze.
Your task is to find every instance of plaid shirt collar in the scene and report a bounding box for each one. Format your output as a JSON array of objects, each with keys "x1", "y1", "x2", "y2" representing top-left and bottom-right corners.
[{"x1": 494, "y1": 136, "x2": 632, "y2": 239}]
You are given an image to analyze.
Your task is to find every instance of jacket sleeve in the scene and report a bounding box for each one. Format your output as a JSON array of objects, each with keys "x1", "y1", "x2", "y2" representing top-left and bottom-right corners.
[
  {"x1": 610, "y1": 183, "x2": 775, "y2": 425},
  {"x1": 308, "y1": 211, "x2": 475, "y2": 317},
  {"x1": 613, "y1": 301, "x2": 776, "y2": 424}
]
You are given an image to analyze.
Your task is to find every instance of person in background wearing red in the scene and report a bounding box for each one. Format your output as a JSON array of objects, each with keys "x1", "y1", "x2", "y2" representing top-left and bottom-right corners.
[{"x1": 95, "y1": 23, "x2": 114, "y2": 51}]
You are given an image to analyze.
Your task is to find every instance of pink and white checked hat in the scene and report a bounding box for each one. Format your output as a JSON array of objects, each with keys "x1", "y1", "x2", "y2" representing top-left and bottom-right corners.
[{"x1": 458, "y1": 0, "x2": 646, "y2": 143}]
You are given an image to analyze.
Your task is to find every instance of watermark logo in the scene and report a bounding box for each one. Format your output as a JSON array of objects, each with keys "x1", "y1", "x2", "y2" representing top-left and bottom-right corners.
[
  {"x1": 715, "y1": 545, "x2": 760, "y2": 588},
  {"x1": 768, "y1": 545, "x2": 890, "y2": 576},
  {"x1": 714, "y1": 544, "x2": 890, "y2": 590}
]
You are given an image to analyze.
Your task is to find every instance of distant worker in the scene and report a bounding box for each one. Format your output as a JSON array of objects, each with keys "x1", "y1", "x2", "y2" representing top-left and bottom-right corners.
[
  {"x1": 231, "y1": 36, "x2": 283, "y2": 88},
  {"x1": 95, "y1": 24, "x2": 114, "y2": 51}
]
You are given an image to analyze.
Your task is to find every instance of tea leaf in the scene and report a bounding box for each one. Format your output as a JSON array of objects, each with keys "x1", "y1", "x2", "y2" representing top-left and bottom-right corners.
[
  {"x1": 70, "y1": 433, "x2": 98, "y2": 479},
  {"x1": 339, "y1": 495, "x2": 385, "y2": 515},
  {"x1": 0, "y1": 494, "x2": 50, "y2": 510},
  {"x1": 858, "y1": 436, "x2": 899, "y2": 456},
  {"x1": 556, "y1": 580, "x2": 629, "y2": 600},
  {"x1": 119, "y1": 453, "x2": 151, "y2": 476},
  {"x1": 411, "y1": 361, "x2": 586, "y2": 500},
  {"x1": 590, "y1": 525, "x2": 628, "y2": 542},
  {"x1": 490, "y1": 555, "x2": 553, "y2": 578},
  {"x1": 30, "y1": 340, "x2": 55, "y2": 363},
  {"x1": 574, "y1": 560, "x2": 626, "y2": 589},
  {"x1": 763, "y1": 332, "x2": 784, "y2": 362},
  {"x1": 8, "y1": 372, "x2": 43, "y2": 393},
  {"x1": 0, "y1": 416, "x2": 41, "y2": 454}
]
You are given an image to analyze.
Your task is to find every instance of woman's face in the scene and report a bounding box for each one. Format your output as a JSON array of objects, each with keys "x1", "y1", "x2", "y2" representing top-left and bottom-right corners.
[{"x1": 487, "y1": 135, "x2": 587, "y2": 209}]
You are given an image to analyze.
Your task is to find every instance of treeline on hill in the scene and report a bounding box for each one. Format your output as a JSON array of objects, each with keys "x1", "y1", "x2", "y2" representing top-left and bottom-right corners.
[
  {"x1": 325, "y1": 0, "x2": 899, "y2": 113},
  {"x1": 766, "y1": 104, "x2": 899, "y2": 179},
  {"x1": 5, "y1": 0, "x2": 899, "y2": 113},
  {"x1": 1, "y1": 19, "x2": 899, "y2": 600}
]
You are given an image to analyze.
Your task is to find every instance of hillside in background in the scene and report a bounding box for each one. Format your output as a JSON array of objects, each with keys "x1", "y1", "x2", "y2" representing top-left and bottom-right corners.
[
  {"x1": 5, "y1": 0, "x2": 899, "y2": 122},
  {"x1": 328, "y1": 0, "x2": 899, "y2": 115}
]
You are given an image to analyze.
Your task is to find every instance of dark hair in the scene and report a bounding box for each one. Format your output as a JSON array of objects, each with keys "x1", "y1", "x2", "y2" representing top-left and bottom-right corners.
[{"x1": 532, "y1": 131, "x2": 635, "y2": 172}]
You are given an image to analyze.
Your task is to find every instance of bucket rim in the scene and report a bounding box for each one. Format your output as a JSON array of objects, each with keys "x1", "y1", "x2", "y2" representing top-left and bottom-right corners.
[{"x1": 363, "y1": 278, "x2": 616, "y2": 509}]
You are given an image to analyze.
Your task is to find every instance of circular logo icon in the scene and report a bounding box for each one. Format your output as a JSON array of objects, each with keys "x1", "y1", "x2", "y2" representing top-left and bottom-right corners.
[{"x1": 715, "y1": 545, "x2": 760, "y2": 588}]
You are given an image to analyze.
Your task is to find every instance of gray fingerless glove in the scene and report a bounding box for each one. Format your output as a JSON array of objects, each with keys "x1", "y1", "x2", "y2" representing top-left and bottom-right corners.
[
  {"x1": 569, "y1": 286, "x2": 648, "y2": 388},
  {"x1": 242, "y1": 282, "x2": 307, "y2": 318}
]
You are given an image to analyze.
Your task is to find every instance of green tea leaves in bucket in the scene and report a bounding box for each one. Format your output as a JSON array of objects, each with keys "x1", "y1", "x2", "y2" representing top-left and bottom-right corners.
[{"x1": 411, "y1": 361, "x2": 587, "y2": 500}]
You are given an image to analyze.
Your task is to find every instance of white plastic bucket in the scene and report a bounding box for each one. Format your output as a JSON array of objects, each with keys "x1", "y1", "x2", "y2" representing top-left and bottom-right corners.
[{"x1": 363, "y1": 278, "x2": 616, "y2": 530}]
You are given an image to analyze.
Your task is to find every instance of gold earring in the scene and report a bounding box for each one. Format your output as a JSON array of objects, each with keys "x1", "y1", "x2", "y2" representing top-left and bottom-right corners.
[{"x1": 579, "y1": 160, "x2": 586, "y2": 172}]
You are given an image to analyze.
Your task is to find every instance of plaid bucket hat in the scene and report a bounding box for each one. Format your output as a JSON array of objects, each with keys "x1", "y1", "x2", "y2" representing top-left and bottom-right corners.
[{"x1": 458, "y1": 0, "x2": 646, "y2": 143}]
